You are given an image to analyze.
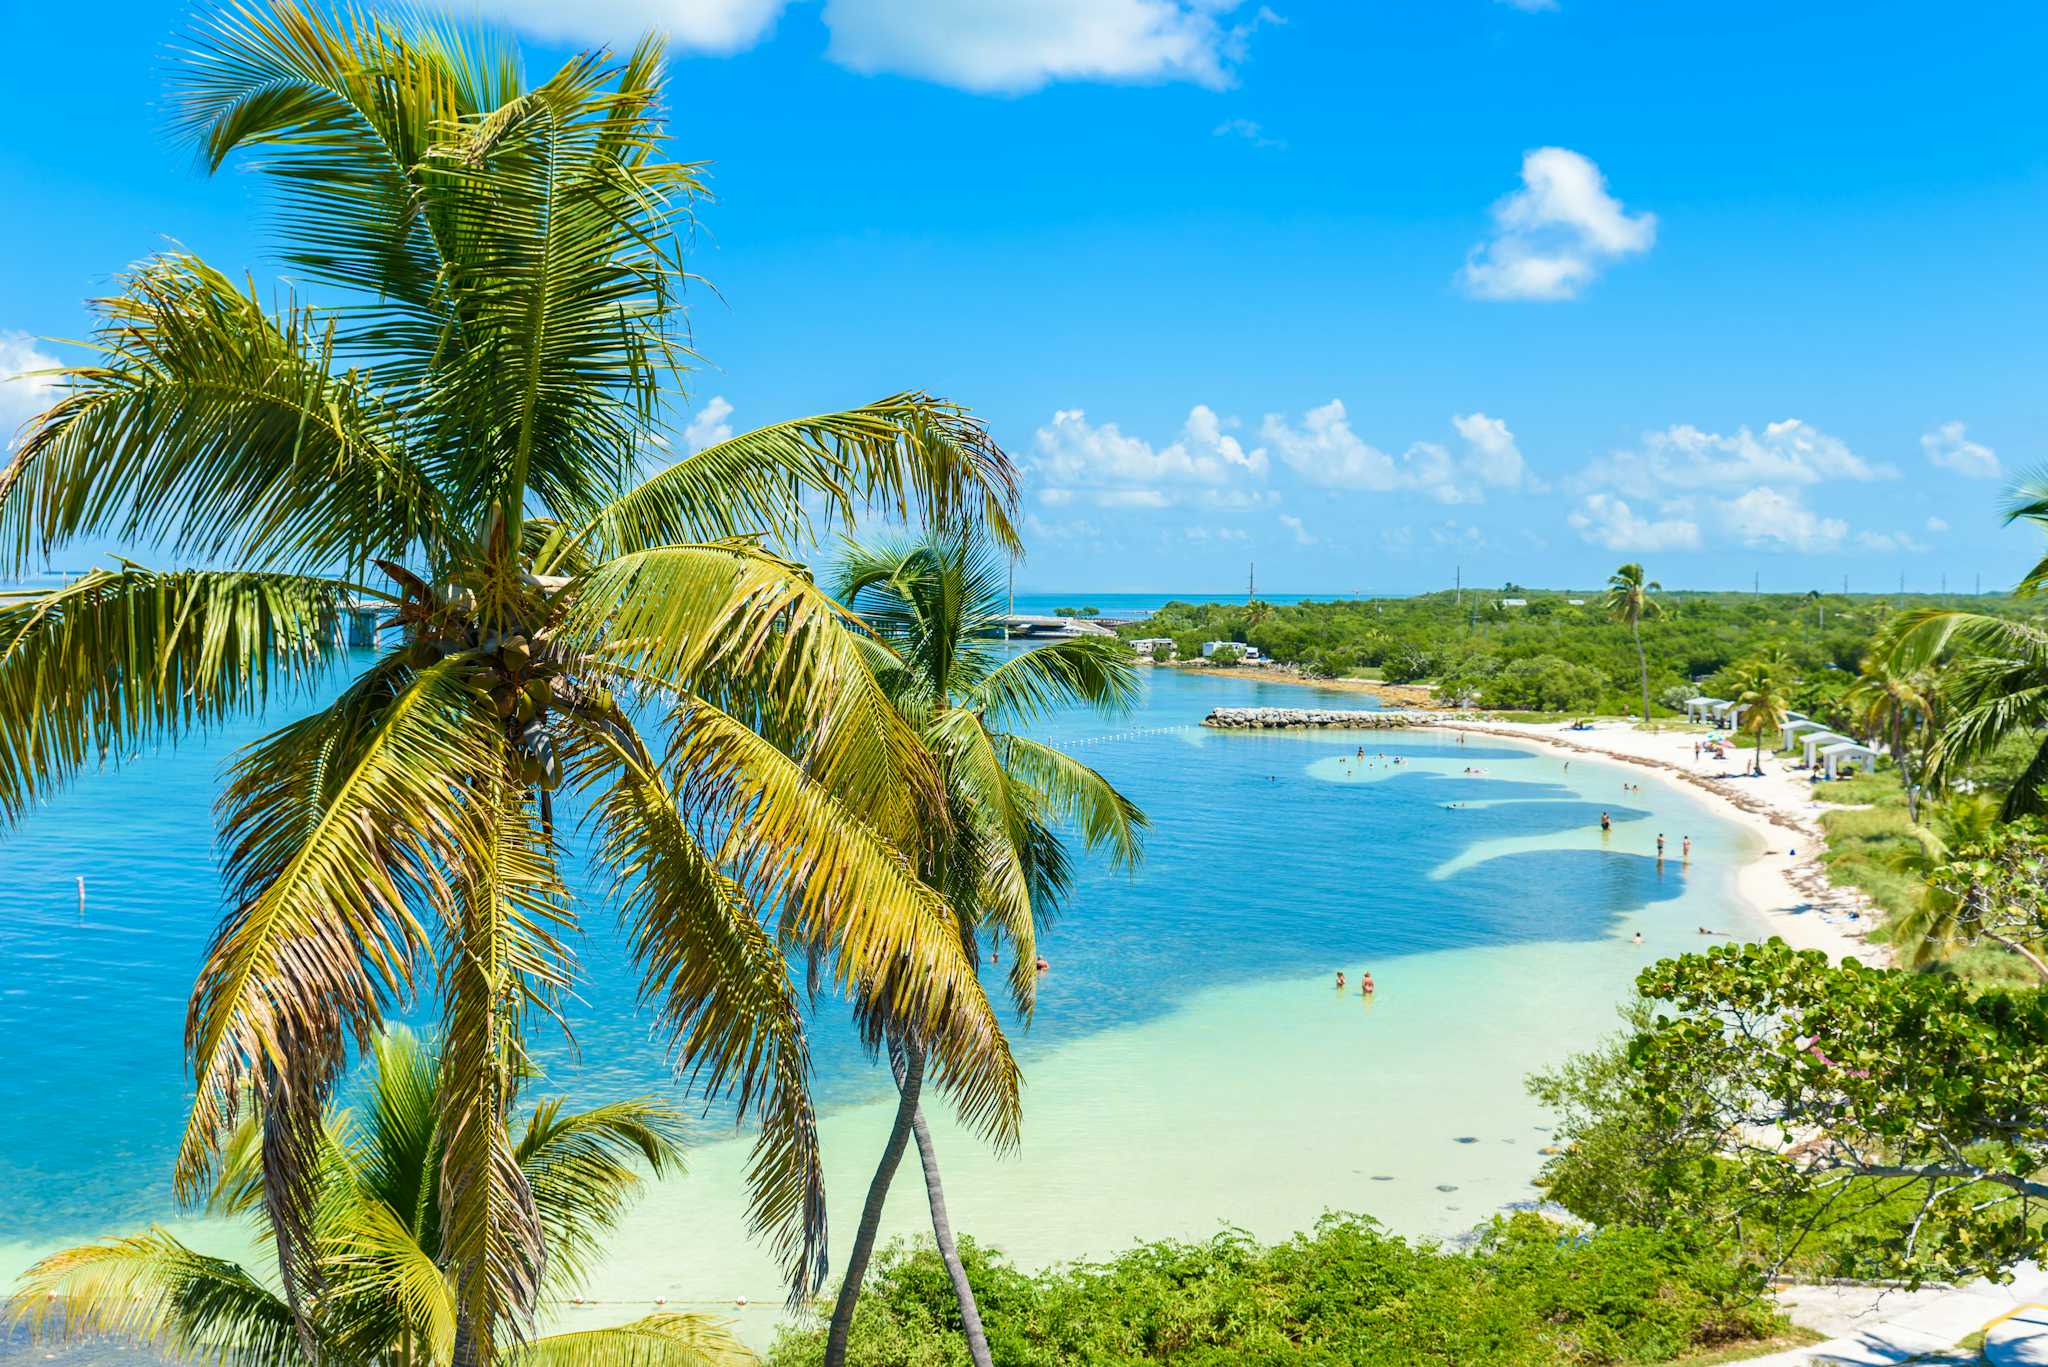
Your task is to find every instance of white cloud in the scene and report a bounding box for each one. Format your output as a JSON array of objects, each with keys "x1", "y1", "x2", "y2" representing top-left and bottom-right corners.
[
  {"x1": 1857, "y1": 529, "x2": 1930, "y2": 554},
  {"x1": 1459, "y1": 147, "x2": 1656, "y2": 301},
  {"x1": 1033, "y1": 405, "x2": 1266, "y2": 507},
  {"x1": 1926, "y1": 515, "x2": 1950, "y2": 533},
  {"x1": 1580, "y1": 418, "x2": 1890, "y2": 497},
  {"x1": 823, "y1": 0, "x2": 1278, "y2": 94},
  {"x1": 1921, "y1": 420, "x2": 2000, "y2": 479},
  {"x1": 1185, "y1": 525, "x2": 1249, "y2": 543},
  {"x1": 1567, "y1": 493, "x2": 1701, "y2": 552},
  {"x1": 1277, "y1": 512, "x2": 1314, "y2": 544},
  {"x1": 1213, "y1": 117, "x2": 1284, "y2": 149},
  {"x1": 1259, "y1": 401, "x2": 1532, "y2": 502},
  {"x1": 1719, "y1": 486, "x2": 1847, "y2": 553},
  {"x1": 1023, "y1": 513, "x2": 1102, "y2": 542},
  {"x1": 1449, "y1": 411, "x2": 1530, "y2": 489},
  {"x1": 427, "y1": 0, "x2": 786, "y2": 52},
  {"x1": 681, "y1": 395, "x2": 734, "y2": 453},
  {"x1": 0, "y1": 331, "x2": 60, "y2": 452}
]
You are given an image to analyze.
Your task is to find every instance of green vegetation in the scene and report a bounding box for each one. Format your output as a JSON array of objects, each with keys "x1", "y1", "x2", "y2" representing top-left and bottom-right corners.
[
  {"x1": 1536, "y1": 942, "x2": 2048, "y2": 1288},
  {"x1": 771, "y1": 1216, "x2": 1788, "y2": 1367},
  {"x1": 1120, "y1": 587, "x2": 2038, "y2": 715},
  {"x1": 13, "y1": 1029, "x2": 751, "y2": 1365}
]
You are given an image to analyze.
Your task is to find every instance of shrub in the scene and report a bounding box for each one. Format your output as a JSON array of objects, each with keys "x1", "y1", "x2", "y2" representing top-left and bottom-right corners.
[{"x1": 768, "y1": 1216, "x2": 1782, "y2": 1366}]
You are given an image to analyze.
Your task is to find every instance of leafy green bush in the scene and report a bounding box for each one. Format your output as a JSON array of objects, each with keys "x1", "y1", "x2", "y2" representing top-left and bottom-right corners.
[{"x1": 768, "y1": 1215, "x2": 1783, "y2": 1366}]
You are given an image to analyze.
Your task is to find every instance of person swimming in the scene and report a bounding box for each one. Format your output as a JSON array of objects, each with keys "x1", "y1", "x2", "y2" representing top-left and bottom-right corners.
[
  {"x1": 1035, "y1": 956, "x2": 1050, "y2": 973},
  {"x1": 1632, "y1": 931, "x2": 1643, "y2": 945}
]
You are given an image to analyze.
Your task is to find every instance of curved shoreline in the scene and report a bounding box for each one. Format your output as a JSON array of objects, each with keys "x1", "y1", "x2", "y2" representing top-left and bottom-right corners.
[{"x1": 1430, "y1": 719, "x2": 1882, "y2": 964}]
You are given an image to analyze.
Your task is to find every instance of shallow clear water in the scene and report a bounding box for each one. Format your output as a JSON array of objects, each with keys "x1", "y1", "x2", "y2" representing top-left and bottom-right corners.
[{"x1": 0, "y1": 657, "x2": 1763, "y2": 1343}]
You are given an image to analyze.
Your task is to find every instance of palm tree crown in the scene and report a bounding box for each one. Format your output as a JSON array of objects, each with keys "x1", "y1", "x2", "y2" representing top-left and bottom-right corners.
[
  {"x1": 13, "y1": 1028, "x2": 753, "y2": 1365},
  {"x1": 1604, "y1": 563, "x2": 1662, "y2": 725},
  {"x1": 0, "y1": 5, "x2": 1024, "y2": 1355}
]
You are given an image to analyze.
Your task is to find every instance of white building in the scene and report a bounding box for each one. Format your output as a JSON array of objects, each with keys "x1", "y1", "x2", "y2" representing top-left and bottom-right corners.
[
  {"x1": 1201, "y1": 640, "x2": 1262, "y2": 661},
  {"x1": 1129, "y1": 637, "x2": 1177, "y2": 657}
]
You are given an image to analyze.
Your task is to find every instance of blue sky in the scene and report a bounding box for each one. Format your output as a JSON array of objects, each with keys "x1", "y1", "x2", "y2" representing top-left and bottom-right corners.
[{"x1": 3, "y1": 0, "x2": 2045, "y2": 594}]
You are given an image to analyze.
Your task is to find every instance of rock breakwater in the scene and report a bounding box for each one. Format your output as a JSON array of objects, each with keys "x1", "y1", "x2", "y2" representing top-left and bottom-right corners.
[{"x1": 1202, "y1": 707, "x2": 1447, "y2": 730}]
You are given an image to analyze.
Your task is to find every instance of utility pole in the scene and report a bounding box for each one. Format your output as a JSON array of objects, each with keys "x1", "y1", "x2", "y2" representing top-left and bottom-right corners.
[
  {"x1": 1455, "y1": 563, "x2": 1462, "y2": 608},
  {"x1": 1941, "y1": 572, "x2": 1948, "y2": 595},
  {"x1": 1842, "y1": 573, "x2": 1848, "y2": 595},
  {"x1": 1977, "y1": 572, "x2": 1983, "y2": 595},
  {"x1": 1900, "y1": 570, "x2": 1906, "y2": 595},
  {"x1": 1248, "y1": 561, "x2": 1256, "y2": 602},
  {"x1": 1753, "y1": 571, "x2": 1759, "y2": 595},
  {"x1": 1005, "y1": 554, "x2": 1014, "y2": 642}
]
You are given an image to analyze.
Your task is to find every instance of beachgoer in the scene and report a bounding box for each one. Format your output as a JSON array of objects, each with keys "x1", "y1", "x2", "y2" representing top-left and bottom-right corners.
[
  {"x1": 1361, "y1": 972, "x2": 1375, "y2": 995},
  {"x1": 1600, "y1": 811, "x2": 1611, "y2": 832},
  {"x1": 1656, "y1": 833, "x2": 1665, "y2": 858},
  {"x1": 1336, "y1": 971, "x2": 1346, "y2": 988},
  {"x1": 1682, "y1": 836, "x2": 1691, "y2": 860},
  {"x1": 1694, "y1": 741, "x2": 1701, "y2": 761},
  {"x1": 1632, "y1": 931, "x2": 1643, "y2": 945},
  {"x1": 1035, "y1": 956, "x2": 1050, "y2": 973}
]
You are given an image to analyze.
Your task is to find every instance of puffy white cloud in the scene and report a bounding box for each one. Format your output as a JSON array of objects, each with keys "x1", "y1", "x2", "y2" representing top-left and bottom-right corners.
[
  {"x1": 681, "y1": 395, "x2": 734, "y2": 453},
  {"x1": 1023, "y1": 513, "x2": 1102, "y2": 542},
  {"x1": 427, "y1": 0, "x2": 787, "y2": 52},
  {"x1": 1185, "y1": 525, "x2": 1249, "y2": 542},
  {"x1": 0, "y1": 331, "x2": 60, "y2": 453},
  {"x1": 1921, "y1": 420, "x2": 2000, "y2": 479},
  {"x1": 1449, "y1": 411, "x2": 1529, "y2": 489},
  {"x1": 1033, "y1": 405, "x2": 1265, "y2": 508},
  {"x1": 1856, "y1": 529, "x2": 1930, "y2": 554},
  {"x1": 1926, "y1": 515, "x2": 1950, "y2": 533},
  {"x1": 1580, "y1": 418, "x2": 1890, "y2": 497},
  {"x1": 1213, "y1": 117, "x2": 1284, "y2": 149},
  {"x1": 1459, "y1": 148, "x2": 1656, "y2": 301},
  {"x1": 1718, "y1": 486, "x2": 1847, "y2": 553},
  {"x1": 1277, "y1": 512, "x2": 1314, "y2": 544},
  {"x1": 1259, "y1": 401, "x2": 1532, "y2": 502},
  {"x1": 1567, "y1": 493, "x2": 1701, "y2": 552},
  {"x1": 823, "y1": 0, "x2": 1277, "y2": 94}
]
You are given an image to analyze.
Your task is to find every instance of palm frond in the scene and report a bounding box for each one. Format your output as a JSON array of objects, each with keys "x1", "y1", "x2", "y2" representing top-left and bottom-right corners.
[
  {"x1": 183, "y1": 656, "x2": 501, "y2": 1256},
  {"x1": 589, "y1": 395, "x2": 1020, "y2": 560},
  {"x1": 970, "y1": 636, "x2": 1140, "y2": 727},
  {"x1": 517, "y1": 1096, "x2": 685, "y2": 1298},
  {"x1": 0, "y1": 255, "x2": 440, "y2": 574},
  {"x1": 996, "y1": 734, "x2": 1147, "y2": 872},
  {"x1": 566, "y1": 715, "x2": 825, "y2": 1300},
  {"x1": 9, "y1": 1229, "x2": 300, "y2": 1363},
  {"x1": 662, "y1": 697, "x2": 1022, "y2": 1155},
  {"x1": 0, "y1": 565, "x2": 345, "y2": 823},
  {"x1": 321, "y1": 1192, "x2": 459, "y2": 1366},
  {"x1": 562, "y1": 539, "x2": 938, "y2": 847},
  {"x1": 512, "y1": 1313, "x2": 755, "y2": 1366}
]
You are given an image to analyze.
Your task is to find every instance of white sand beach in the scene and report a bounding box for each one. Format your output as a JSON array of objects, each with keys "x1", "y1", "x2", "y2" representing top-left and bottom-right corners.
[{"x1": 1437, "y1": 719, "x2": 1884, "y2": 965}]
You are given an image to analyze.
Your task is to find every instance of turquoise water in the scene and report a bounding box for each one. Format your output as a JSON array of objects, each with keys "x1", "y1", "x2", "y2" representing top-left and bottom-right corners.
[{"x1": 0, "y1": 657, "x2": 1761, "y2": 1344}]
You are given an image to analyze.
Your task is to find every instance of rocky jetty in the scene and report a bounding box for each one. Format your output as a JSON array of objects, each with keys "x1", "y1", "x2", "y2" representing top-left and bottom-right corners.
[{"x1": 1202, "y1": 707, "x2": 1446, "y2": 730}]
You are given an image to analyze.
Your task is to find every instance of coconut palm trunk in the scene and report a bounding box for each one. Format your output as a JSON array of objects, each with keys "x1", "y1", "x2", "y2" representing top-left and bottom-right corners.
[
  {"x1": 898, "y1": 1038, "x2": 994, "y2": 1367},
  {"x1": 1633, "y1": 617, "x2": 1651, "y2": 726},
  {"x1": 825, "y1": 1032, "x2": 925, "y2": 1366}
]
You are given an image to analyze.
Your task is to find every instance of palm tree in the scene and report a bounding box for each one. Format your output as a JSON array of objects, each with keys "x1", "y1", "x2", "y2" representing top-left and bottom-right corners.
[
  {"x1": 1844, "y1": 651, "x2": 1938, "y2": 821},
  {"x1": 1604, "y1": 563, "x2": 1662, "y2": 726},
  {"x1": 1884, "y1": 794, "x2": 2003, "y2": 970},
  {"x1": 12, "y1": 1028, "x2": 752, "y2": 1365},
  {"x1": 0, "y1": 8, "x2": 1022, "y2": 1359},
  {"x1": 821, "y1": 532, "x2": 1146, "y2": 1367},
  {"x1": 1731, "y1": 657, "x2": 1789, "y2": 777}
]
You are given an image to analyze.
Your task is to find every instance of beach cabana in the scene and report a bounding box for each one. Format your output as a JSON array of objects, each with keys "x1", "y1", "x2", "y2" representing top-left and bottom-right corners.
[
  {"x1": 1801, "y1": 731, "x2": 1852, "y2": 768},
  {"x1": 1819, "y1": 741, "x2": 1881, "y2": 781},
  {"x1": 1783, "y1": 717, "x2": 1832, "y2": 751},
  {"x1": 1685, "y1": 696, "x2": 1723, "y2": 724}
]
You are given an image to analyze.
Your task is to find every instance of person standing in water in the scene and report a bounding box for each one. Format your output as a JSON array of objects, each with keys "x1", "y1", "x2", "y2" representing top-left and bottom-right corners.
[
  {"x1": 1656, "y1": 833, "x2": 1666, "y2": 859},
  {"x1": 1335, "y1": 971, "x2": 1346, "y2": 989},
  {"x1": 1600, "y1": 811, "x2": 1612, "y2": 833},
  {"x1": 1682, "y1": 835, "x2": 1691, "y2": 862},
  {"x1": 1361, "y1": 971, "x2": 1375, "y2": 995}
]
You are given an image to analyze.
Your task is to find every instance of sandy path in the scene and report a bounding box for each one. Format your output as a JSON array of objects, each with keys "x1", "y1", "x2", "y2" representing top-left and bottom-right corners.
[{"x1": 1434, "y1": 718, "x2": 1885, "y2": 964}]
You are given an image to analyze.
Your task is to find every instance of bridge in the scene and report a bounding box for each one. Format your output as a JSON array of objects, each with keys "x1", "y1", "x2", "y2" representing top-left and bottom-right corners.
[{"x1": 1001, "y1": 614, "x2": 1122, "y2": 638}]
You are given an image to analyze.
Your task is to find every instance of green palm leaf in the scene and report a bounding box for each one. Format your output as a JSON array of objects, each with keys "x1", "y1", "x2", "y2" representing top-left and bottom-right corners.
[
  {"x1": 587, "y1": 396, "x2": 1020, "y2": 559},
  {"x1": 512, "y1": 1313, "x2": 755, "y2": 1366},
  {"x1": 0, "y1": 565, "x2": 346, "y2": 822},
  {"x1": 0, "y1": 256, "x2": 441, "y2": 574}
]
